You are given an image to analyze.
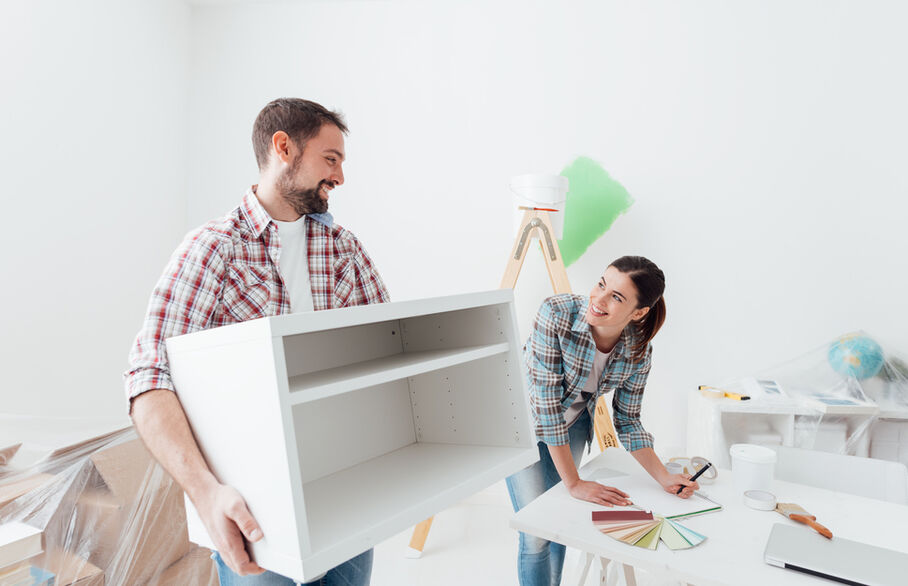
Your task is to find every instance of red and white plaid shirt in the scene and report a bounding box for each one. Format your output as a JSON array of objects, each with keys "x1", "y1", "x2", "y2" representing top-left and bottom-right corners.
[{"x1": 124, "y1": 188, "x2": 390, "y2": 401}]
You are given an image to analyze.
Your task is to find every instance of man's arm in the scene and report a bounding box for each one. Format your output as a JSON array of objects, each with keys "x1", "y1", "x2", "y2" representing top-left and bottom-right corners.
[
  {"x1": 131, "y1": 390, "x2": 265, "y2": 575},
  {"x1": 125, "y1": 230, "x2": 264, "y2": 576}
]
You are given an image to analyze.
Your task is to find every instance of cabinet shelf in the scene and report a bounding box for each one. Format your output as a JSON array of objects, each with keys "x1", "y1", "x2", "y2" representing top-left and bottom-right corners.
[
  {"x1": 288, "y1": 342, "x2": 510, "y2": 404},
  {"x1": 303, "y1": 442, "x2": 535, "y2": 558}
]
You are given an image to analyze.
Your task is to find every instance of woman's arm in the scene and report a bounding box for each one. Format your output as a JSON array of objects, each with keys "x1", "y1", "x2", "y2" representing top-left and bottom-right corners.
[
  {"x1": 549, "y1": 443, "x2": 631, "y2": 506},
  {"x1": 631, "y1": 447, "x2": 698, "y2": 498},
  {"x1": 611, "y1": 347, "x2": 698, "y2": 497}
]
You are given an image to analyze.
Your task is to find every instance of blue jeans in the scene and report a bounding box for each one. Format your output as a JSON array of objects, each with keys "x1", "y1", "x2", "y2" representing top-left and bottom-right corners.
[
  {"x1": 506, "y1": 409, "x2": 590, "y2": 586},
  {"x1": 212, "y1": 549, "x2": 373, "y2": 586}
]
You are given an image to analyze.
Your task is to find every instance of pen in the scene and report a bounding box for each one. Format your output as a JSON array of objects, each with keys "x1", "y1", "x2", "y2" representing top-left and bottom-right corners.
[
  {"x1": 698, "y1": 385, "x2": 750, "y2": 401},
  {"x1": 676, "y1": 462, "x2": 712, "y2": 495}
]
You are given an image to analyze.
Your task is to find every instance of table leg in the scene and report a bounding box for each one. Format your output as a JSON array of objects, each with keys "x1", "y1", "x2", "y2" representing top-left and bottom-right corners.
[
  {"x1": 405, "y1": 517, "x2": 434, "y2": 558},
  {"x1": 621, "y1": 563, "x2": 637, "y2": 586},
  {"x1": 597, "y1": 556, "x2": 612, "y2": 585},
  {"x1": 572, "y1": 551, "x2": 594, "y2": 585}
]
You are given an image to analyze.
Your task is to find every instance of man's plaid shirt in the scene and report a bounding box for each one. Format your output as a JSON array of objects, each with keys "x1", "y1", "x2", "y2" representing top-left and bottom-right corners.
[
  {"x1": 124, "y1": 188, "x2": 390, "y2": 401},
  {"x1": 524, "y1": 294, "x2": 654, "y2": 451}
]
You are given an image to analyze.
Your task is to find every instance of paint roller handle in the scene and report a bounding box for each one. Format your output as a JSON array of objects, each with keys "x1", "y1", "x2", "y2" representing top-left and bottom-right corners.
[{"x1": 789, "y1": 513, "x2": 833, "y2": 539}]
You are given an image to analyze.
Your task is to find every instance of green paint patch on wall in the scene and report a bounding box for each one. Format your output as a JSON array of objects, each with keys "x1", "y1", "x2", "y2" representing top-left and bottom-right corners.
[{"x1": 557, "y1": 157, "x2": 634, "y2": 267}]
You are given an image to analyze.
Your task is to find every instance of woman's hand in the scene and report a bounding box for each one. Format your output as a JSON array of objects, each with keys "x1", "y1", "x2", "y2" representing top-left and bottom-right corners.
[
  {"x1": 567, "y1": 479, "x2": 632, "y2": 507},
  {"x1": 660, "y1": 473, "x2": 698, "y2": 498}
]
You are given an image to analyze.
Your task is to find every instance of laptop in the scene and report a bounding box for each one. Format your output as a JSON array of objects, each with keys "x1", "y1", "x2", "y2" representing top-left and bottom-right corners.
[{"x1": 764, "y1": 523, "x2": 908, "y2": 586}]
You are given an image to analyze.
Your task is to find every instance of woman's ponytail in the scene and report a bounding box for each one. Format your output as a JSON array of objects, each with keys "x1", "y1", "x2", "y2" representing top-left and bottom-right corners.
[
  {"x1": 609, "y1": 256, "x2": 667, "y2": 362},
  {"x1": 631, "y1": 295, "x2": 665, "y2": 361}
]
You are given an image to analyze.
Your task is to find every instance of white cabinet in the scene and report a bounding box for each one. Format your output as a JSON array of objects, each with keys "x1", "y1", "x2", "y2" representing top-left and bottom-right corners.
[
  {"x1": 686, "y1": 390, "x2": 908, "y2": 468},
  {"x1": 166, "y1": 290, "x2": 538, "y2": 582}
]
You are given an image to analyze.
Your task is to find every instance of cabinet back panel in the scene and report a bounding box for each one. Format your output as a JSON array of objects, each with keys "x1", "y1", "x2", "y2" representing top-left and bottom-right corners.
[
  {"x1": 293, "y1": 379, "x2": 416, "y2": 483},
  {"x1": 410, "y1": 354, "x2": 532, "y2": 448},
  {"x1": 400, "y1": 304, "x2": 510, "y2": 352},
  {"x1": 283, "y1": 320, "x2": 403, "y2": 377}
]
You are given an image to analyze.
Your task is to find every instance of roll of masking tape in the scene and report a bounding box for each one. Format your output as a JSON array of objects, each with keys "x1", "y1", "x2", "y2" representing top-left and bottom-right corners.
[
  {"x1": 691, "y1": 456, "x2": 718, "y2": 484},
  {"x1": 743, "y1": 489, "x2": 777, "y2": 511}
]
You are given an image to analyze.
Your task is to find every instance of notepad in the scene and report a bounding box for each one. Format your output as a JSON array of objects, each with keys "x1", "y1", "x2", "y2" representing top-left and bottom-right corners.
[{"x1": 595, "y1": 474, "x2": 722, "y2": 519}]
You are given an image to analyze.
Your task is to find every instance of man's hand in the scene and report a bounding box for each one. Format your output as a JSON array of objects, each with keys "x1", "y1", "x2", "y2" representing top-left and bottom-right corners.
[
  {"x1": 659, "y1": 473, "x2": 698, "y2": 498},
  {"x1": 567, "y1": 479, "x2": 632, "y2": 507},
  {"x1": 196, "y1": 483, "x2": 265, "y2": 576},
  {"x1": 130, "y1": 391, "x2": 264, "y2": 575}
]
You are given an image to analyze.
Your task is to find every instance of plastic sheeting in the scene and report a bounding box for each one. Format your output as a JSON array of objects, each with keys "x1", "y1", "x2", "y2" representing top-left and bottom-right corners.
[
  {"x1": 0, "y1": 420, "x2": 218, "y2": 585},
  {"x1": 690, "y1": 331, "x2": 908, "y2": 468}
]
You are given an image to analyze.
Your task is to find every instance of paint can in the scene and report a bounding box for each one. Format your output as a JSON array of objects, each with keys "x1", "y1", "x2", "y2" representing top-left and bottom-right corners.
[
  {"x1": 730, "y1": 443, "x2": 776, "y2": 494},
  {"x1": 510, "y1": 174, "x2": 568, "y2": 239}
]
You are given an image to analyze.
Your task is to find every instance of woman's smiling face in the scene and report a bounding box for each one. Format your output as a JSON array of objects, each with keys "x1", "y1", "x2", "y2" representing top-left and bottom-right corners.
[{"x1": 586, "y1": 266, "x2": 650, "y2": 328}]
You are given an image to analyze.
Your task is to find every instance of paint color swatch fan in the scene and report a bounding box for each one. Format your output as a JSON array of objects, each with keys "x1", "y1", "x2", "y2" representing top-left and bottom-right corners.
[{"x1": 592, "y1": 511, "x2": 707, "y2": 550}]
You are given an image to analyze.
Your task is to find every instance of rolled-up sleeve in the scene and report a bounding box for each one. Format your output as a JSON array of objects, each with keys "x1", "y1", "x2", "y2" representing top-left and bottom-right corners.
[
  {"x1": 611, "y1": 346, "x2": 655, "y2": 452},
  {"x1": 525, "y1": 300, "x2": 570, "y2": 446},
  {"x1": 124, "y1": 229, "x2": 225, "y2": 402}
]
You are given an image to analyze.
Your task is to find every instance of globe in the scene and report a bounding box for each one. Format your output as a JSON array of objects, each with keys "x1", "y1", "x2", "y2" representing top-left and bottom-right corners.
[{"x1": 827, "y1": 334, "x2": 885, "y2": 380}]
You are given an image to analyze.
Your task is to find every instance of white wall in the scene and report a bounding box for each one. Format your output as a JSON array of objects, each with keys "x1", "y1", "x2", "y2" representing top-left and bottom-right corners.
[
  {"x1": 0, "y1": 0, "x2": 191, "y2": 420},
  {"x1": 3, "y1": 0, "x2": 906, "y2": 454},
  {"x1": 186, "y1": 0, "x2": 908, "y2": 453}
]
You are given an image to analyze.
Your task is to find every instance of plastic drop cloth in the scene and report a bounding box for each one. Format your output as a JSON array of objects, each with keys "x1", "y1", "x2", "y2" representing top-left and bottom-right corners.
[
  {"x1": 691, "y1": 331, "x2": 908, "y2": 468},
  {"x1": 0, "y1": 418, "x2": 218, "y2": 585}
]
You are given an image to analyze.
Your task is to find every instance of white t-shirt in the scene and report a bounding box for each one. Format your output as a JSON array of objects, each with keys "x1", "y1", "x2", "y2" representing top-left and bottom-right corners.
[
  {"x1": 273, "y1": 216, "x2": 315, "y2": 313},
  {"x1": 563, "y1": 348, "x2": 612, "y2": 428}
]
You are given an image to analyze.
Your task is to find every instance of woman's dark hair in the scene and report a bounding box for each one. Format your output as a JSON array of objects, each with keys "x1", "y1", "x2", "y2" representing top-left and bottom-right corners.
[
  {"x1": 610, "y1": 255, "x2": 666, "y2": 361},
  {"x1": 252, "y1": 98, "x2": 348, "y2": 171}
]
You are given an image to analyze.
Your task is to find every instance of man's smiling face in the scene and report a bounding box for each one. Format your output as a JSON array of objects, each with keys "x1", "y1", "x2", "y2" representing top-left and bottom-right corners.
[{"x1": 277, "y1": 123, "x2": 346, "y2": 215}]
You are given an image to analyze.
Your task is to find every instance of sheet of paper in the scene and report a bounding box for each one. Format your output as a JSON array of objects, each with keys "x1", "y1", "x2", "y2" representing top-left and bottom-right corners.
[{"x1": 596, "y1": 474, "x2": 720, "y2": 518}]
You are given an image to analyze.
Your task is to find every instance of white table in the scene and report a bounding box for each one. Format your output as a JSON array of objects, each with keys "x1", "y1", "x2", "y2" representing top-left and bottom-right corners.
[{"x1": 510, "y1": 449, "x2": 908, "y2": 586}]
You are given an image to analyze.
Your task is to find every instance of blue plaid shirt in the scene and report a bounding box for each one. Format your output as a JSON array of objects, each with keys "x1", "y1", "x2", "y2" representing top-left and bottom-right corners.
[{"x1": 524, "y1": 294, "x2": 655, "y2": 451}]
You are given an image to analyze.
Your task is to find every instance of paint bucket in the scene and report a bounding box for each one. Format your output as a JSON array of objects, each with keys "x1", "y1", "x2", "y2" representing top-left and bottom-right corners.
[
  {"x1": 729, "y1": 443, "x2": 776, "y2": 494},
  {"x1": 510, "y1": 174, "x2": 568, "y2": 239}
]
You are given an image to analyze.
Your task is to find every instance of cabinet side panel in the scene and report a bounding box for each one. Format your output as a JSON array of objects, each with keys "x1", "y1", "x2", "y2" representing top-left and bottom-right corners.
[
  {"x1": 400, "y1": 304, "x2": 508, "y2": 352},
  {"x1": 168, "y1": 336, "x2": 305, "y2": 560},
  {"x1": 410, "y1": 353, "x2": 533, "y2": 448},
  {"x1": 293, "y1": 380, "x2": 416, "y2": 483},
  {"x1": 283, "y1": 320, "x2": 402, "y2": 377}
]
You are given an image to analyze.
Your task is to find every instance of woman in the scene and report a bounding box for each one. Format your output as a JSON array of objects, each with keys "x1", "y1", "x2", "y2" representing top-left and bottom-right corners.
[{"x1": 506, "y1": 256, "x2": 697, "y2": 586}]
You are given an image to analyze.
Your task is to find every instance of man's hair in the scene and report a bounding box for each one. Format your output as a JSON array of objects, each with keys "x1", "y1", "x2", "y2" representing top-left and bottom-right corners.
[{"x1": 252, "y1": 98, "x2": 348, "y2": 171}]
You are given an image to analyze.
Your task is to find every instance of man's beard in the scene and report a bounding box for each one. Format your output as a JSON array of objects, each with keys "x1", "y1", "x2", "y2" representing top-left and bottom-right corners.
[
  {"x1": 277, "y1": 158, "x2": 331, "y2": 215},
  {"x1": 282, "y1": 180, "x2": 330, "y2": 215}
]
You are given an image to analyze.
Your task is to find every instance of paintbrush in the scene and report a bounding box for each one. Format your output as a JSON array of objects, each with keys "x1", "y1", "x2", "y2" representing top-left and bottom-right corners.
[{"x1": 775, "y1": 502, "x2": 833, "y2": 539}]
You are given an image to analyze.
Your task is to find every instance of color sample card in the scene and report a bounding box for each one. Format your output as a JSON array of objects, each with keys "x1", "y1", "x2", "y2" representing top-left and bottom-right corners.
[{"x1": 591, "y1": 511, "x2": 706, "y2": 550}]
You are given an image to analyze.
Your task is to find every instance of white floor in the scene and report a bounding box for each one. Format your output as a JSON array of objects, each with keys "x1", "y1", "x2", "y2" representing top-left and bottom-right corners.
[{"x1": 371, "y1": 480, "x2": 676, "y2": 586}]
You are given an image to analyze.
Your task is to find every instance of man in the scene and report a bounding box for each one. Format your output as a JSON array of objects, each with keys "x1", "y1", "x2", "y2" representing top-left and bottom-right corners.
[{"x1": 125, "y1": 98, "x2": 389, "y2": 585}]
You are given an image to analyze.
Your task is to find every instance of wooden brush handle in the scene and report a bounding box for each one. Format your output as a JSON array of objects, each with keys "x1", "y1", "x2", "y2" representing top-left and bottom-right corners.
[{"x1": 790, "y1": 513, "x2": 833, "y2": 539}]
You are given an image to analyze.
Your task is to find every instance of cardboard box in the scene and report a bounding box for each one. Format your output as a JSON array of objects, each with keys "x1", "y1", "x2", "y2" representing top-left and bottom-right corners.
[
  {"x1": 0, "y1": 473, "x2": 56, "y2": 511},
  {"x1": 32, "y1": 549, "x2": 103, "y2": 586},
  {"x1": 71, "y1": 438, "x2": 190, "y2": 585},
  {"x1": 148, "y1": 545, "x2": 218, "y2": 586},
  {"x1": 1, "y1": 430, "x2": 190, "y2": 584}
]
